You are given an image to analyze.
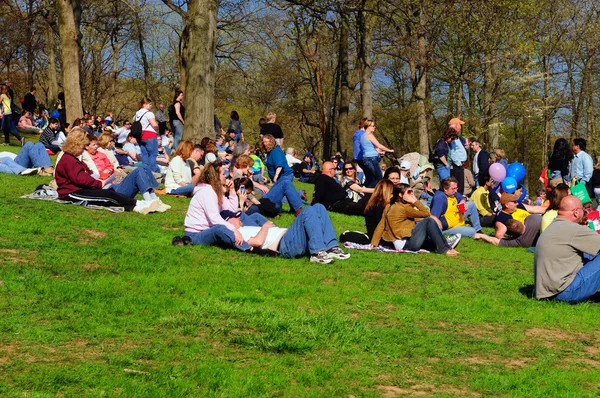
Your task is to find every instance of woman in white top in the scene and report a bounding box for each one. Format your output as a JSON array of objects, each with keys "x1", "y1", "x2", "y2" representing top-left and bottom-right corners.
[
  {"x1": 1, "y1": 85, "x2": 24, "y2": 146},
  {"x1": 165, "y1": 141, "x2": 199, "y2": 196},
  {"x1": 133, "y1": 97, "x2": 160, "y2": 173}
]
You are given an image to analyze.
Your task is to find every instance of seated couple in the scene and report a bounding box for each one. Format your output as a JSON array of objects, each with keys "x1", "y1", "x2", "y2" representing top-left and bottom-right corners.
[
  {"x1": 182, "y1": 162, "x2": 350, "y2": 263},
  {"x1": 0, "y1": 141, "x2": 54, "y2": 176},
  {"x1": 312, "y1": 161, "x2": 372, "y2": 216},
  {"x1": 371, "y1": 184, "x2": 461, "y2": 255},
  {"x1": 54, "y1": 129, "x2": 170, "y2": 214}
]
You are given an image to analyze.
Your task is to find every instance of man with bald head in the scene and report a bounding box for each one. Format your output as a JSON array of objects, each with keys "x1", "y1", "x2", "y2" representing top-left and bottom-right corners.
[
  {"x1": 535, "y1": 196, "x2": 600, "y2": 303},
  {"x1": 312, "y1": 161, "x2": 366, "y2": 215}
]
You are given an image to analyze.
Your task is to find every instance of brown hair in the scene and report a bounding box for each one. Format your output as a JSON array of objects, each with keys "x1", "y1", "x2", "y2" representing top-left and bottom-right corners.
[
  {"x1": 262, "y1": 134, "x2": 277, "y2": 152},
  {"x1": 175, "y1": 141, "x2": 194, "y2": 160},
  {"x1": 138, "y1": 97, "x2": 152, "y2": 108},
  {"x1": 62, "y1": 128, "x2": 89, "y2": 156},
  {"x1": 205, "y1": 140, "x2": 217, "y2": 154},
  {"x1": 358, "y1": 117, "x2": 368, "y2": 129},
  {"x1": 364, "y1": 179, "x2": 394, "y2": 214},
  {"x1": 199, "y1": 162, "x2": 224, "y2": 207},
  {"x1": 442, "y1": 127, "x2": 458, "y2": 140},
  {"x1": 547, "y1": 183, "x2": 570, "y2": 211},
  {"x1": 235, "y1": 154, "x2": 253, "y2": 169},
  {"x1": 441, "y1": 176, "x2": 458, "y2": 190},
  {"x1": 506, "y1": 219, "x2": 524, "y2": 236}
]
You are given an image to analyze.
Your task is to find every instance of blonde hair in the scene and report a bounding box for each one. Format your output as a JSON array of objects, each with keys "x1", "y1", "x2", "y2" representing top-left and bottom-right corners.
[
  {"x1": 139, "y1": 97, "x2": 152, "y2": 108},
  {"x1": 494, "y1": 148, "x2": 506, "y2": 159},
  {"x1": 97, "y1": 133, "x2": 113, "y2": 149},
  {"x1": 217, "y1": 150, "x2": 226, "y2": 159},
  {"x1": 262, "y1": 134, "x2": 277, "y2": 152},
  {"x1": 363, "y1": 119, "x2": 375, "y2": 129},
  {"x1": 266, "y1": 111, "x2": 276, "y2": 121},
  {"x1": 175, "y1": 141, "x2": 194, "y2": 160},
  {"x1": 62, "y1": 128, "x2": 89, "y2": 156},
  {"x1": 235, "y1": 154, "x2": 253, "y2": 169}
]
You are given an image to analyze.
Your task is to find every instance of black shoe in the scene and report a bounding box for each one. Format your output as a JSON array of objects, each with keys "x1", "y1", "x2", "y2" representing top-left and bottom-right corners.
[
  {"x1": 172, "y1": 236, "x2": 184, "y2": 246},
  {"x1": 181, "y1": 236, "x2": 193, "y2": 246}
]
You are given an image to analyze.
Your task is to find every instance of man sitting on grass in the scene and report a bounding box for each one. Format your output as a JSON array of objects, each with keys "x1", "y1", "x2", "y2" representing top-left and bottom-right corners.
[
  {"x1": 470, "y1": 173, "x2": 498, "y2": 227},
  {"x1": 535, "y1": 196, "x2": 600, "y2": 303},
  {"x1": 312, "y1": 161, "x2": 366, "y2": 216},
  {"x1": 225, "y1": 204, "x2": 351, "y2": 264},
  {"x1": 430, "y1": 176, "x2": 482, "y2": 238}
]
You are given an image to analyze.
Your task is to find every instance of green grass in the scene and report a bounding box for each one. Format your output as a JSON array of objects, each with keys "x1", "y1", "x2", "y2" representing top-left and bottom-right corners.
[{"x1": 1, "y1": 143, "x2": 600, "y2": 396}]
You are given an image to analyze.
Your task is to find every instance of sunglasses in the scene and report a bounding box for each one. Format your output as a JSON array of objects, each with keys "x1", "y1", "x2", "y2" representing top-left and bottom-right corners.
[{"x1": 344, "y1": 167, "x2": 354, "y2": 171}]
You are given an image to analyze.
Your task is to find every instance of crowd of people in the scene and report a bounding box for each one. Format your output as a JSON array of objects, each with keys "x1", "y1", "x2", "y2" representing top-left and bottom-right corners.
[{"x1": 4, "y1": 86, "x2": 600, "y2": 304}]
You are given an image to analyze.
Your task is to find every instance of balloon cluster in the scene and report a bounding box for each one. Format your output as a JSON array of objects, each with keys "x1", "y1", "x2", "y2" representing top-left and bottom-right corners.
[{"x1": 489, "y1": 162, "x2": 526, "y2": 194}]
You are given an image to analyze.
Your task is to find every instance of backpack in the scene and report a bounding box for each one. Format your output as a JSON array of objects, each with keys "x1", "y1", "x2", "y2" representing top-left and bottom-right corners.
[{"x1": 130, "y1": 111, "x2": 149, "y2": 142}]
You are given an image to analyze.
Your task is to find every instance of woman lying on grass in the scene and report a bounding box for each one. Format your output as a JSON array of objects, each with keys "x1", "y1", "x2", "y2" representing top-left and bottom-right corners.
[
  {"x1": 54, "y1": 128, "x2": 169, "y2": 214},
  {"x1": 371, "y1": 184, "x2": 461, "y2": 255}
]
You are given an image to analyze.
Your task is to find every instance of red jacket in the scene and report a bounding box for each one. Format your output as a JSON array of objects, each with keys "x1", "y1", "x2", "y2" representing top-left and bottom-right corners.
[{"x1": 55, "y1": 153, "x2": 102, "y2": 198}]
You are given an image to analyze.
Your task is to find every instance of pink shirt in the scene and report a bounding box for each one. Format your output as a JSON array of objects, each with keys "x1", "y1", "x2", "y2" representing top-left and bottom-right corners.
[
  {"x1": 184, "y1": 184, "x2": 239, "y2": 233},
  {"x1": 90, "y1": 150, "x2": 114, "y2": 180}
]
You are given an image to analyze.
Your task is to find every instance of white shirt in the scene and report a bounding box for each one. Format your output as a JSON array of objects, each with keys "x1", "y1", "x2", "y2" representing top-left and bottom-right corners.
[
  {"x1": 473, "y1": 151, "x2": 480, "y2": 174},
  {"x1": 286, "y1": 154, "x2": 302, "y2": 168},
  {"x1": 115, "y1": 127, "x2": 130, "y2": 144},
  {"x1": 238, "y1": 226, "x2": 288, "y2": 251},
  {"x1": 134, "y1": 109, "x2": 156, "y2": 133}
]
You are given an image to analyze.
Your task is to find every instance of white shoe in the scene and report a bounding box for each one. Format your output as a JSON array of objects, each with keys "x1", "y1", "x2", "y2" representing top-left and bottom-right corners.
[
  {"x1": 20, "y1": 168, "x2": 39, "y2": 176},
  {"x1": 155, "y1": 198, "x2": 171, "y2": 212},
  {"x1": 134, "y1": 200, "x2": 160, "y2": 215}
]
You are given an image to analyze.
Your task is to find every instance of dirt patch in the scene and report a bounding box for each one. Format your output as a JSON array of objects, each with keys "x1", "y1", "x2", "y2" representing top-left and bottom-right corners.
[
  {"x1": 160, "y1": 226, "x2": 181, "y2": 231},
  {"x1": 83, "y1": 264, "x2": 101, "y2": 271},
  {"x1": 378, "y1": 383, "x2": 475, "y2": 397},
  {"x1": 85, "y1": 229, "x2": 106, "y2": 239},
  {"x1": 0, "y1": 249, "x2": 19, "y2": 254},
  {"x1": 463, "y1": 355, "x2": 531, "y2": 369},
  {"x1": 321, "y1": 278, "x2": 337, "y2": 285}
]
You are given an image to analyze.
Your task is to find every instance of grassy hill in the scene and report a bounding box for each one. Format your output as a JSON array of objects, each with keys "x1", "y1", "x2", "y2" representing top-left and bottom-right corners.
[{"x1": 1, "y1": 146, "x2": 599, "y2": 396}]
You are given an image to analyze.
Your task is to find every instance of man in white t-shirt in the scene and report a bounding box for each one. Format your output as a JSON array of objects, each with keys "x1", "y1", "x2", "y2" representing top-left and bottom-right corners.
[
  {"x1": 122, "y1": 134, "x2": 142, "y2": 164},
  {"x1": 224, "y1": 204, "x2": 350, "y2": 264},
  {"x1": 285, "y1": 148, "x2": 302, "y2": 168},
  {"x1": 115, "y1": 121, "x2": 131, "y2": 147}
]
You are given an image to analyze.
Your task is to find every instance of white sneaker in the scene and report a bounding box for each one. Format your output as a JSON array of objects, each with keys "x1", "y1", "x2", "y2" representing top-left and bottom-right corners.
[
  {"x1": 155, "y1": 198, "x2": 171, "y2": 212},
  {"x1": 134, "y1": 200, "x2": 160, "y2": 215},
  {"x1": 310, "y1": 250, "x2": 334, "y2": 264},
  {"x1": 20, "y1": 168, "x2": 39, "y2": 176}
]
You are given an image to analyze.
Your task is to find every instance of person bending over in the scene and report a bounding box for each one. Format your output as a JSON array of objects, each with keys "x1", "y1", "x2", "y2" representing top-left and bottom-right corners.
[{"x1": 371, "y1": 184, "x2": 461, "y2": 255}]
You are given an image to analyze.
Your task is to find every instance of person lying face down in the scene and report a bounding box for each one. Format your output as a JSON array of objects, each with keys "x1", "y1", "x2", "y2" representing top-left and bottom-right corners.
[{"x1": 224, "y1": 204, "x2": 351, "y2": 264}]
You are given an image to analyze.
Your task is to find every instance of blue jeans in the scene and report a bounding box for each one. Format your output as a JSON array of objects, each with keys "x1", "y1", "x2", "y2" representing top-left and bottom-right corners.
[
  {"x1": 436, "y1": 165, "x2": 451, "y2": 181},
  {"x1": 15, "y1": 142, "x2": 53, "y2": 169},
  {"x1": 185, "y1": 225, "x2": 251, "y2": 251},
  {"x1": 140, "y1": 137, "x2": 160, "y2": 173},
  {"x1": 362, "y1": 156, "x2": 382, "y2": 188},
  {"x1": 263, "y1": 178, "x2": 304, "y2": 212},
  {"x1": 443, "y1": 201, "x2": 481, "y2": 237},
  {"x1": 278, "y1": 204, "x2": 338, "y2": 257},
  {"x1": 2, "y1": 113, "x2": 22, "y2": 144},
  {"x1": 171, "y1": 120, "x2": 184, "y2": 151},
  {"x1": 110, "y1": 165, "x2": 157, "y2": 197},
  {"x1": 0, "y1": 157, "x2": 26, "y2": 174},
  {"x1": 404, "y1": 217, "x2": 451, "y2": 254},
  {"x1": 556, "y1": 254, "x2": 600, "y2": 303},
  {"x1": 169, "y1": 184, "x2": 195, "y2": 197},
  {"x1": 240, "y1": 212, "x2": 268, "y2": 227}
]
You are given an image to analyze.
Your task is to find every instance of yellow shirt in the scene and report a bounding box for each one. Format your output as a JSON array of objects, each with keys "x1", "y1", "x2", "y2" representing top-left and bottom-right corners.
[
  {"x1": 511, "y1": 208, "x2": 530, "y2": 224},
  {"x1": 1, "y1": 94, "x2": 11, "y2": 115},
  {"x1": 541, "y1": 210, "x2": 558, "y2": 233},
  {"x1": 471, "y1": 187, "x2": 492, "y2": 216},
  {"x1": 445, "y1": 196, "x2": 465, "y2": 228}
]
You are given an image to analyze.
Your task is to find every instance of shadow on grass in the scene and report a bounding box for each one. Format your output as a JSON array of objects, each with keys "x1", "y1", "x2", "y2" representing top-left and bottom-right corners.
[{"x1": 519, "y1": 284, "x2": 600, "y2": 304}]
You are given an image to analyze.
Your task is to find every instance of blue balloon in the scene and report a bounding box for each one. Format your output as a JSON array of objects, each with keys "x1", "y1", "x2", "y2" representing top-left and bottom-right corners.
[
  {"x1": 506, "y1": 162, "x2": 526, "y2": 182},
  {"x1": 51, "y1": 110, "x2": 60, "y2": 118},
  {"x1": 502, "y1": 177, "x2": 517, "y2": 194},
  {"x1": 517, "y1": 184, "x2": 527, "y2": 203}
]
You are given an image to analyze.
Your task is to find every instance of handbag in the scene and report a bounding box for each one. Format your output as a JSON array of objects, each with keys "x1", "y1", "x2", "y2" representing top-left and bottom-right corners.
[
  {"x1": 10, "y1": 101, "x2": 21, "y2": 115},
  {"x1": 571, "y1": 181, "x2": 592, "y2": 205}
]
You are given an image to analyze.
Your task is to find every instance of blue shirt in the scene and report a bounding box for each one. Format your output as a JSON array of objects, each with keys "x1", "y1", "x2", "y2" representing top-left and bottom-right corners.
[
  {"x1": 353, "y1": 129, "x2": 366, "y2": 160},
  {"x1": 265, "y1": 146, "x2": 293, "y2": 180},
  {"x1": 448, "y1": 137, "x2": 467, "y2": 166},
  {"x1": 570, "y1": 150, "x2": 593, "y2": 183},
  {"x1": 360, "y1": 133, "x2": 379, "y2": 158}
]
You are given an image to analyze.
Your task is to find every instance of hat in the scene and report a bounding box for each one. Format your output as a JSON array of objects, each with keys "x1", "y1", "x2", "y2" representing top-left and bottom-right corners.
[
  {"x1": 220, "y1": 210, "x2": 241, "y2": 221},
  {"x1": 400, "y1": 160, "x2": 411, "y2": 171},
  {"x1": 448, "y1": 117, "x2": 465, "y2": 126},
  {"x1": 500, "y1": 193, "x2": 520, "y2": 206},
  {"x1": 305, "y1": 152, "x2": 313, "y2": 159}
]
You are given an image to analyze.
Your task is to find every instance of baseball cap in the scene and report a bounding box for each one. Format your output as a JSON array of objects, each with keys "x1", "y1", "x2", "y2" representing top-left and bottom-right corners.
[
  {"x1": 500, "y1": 193, "x2": 519, "y2": 205},
  {"x1": 400, "y1": 160, "x2": 411, "y2": 171},
  {"x1": 448, "y1": 117, "x2": 465, "y2": 126},
  {"x1": 305, "y1": 152, "x2": 313, "y2": 159},
  {"x1": 220, "y1": 210, "x2": 242, "y2": 221}
]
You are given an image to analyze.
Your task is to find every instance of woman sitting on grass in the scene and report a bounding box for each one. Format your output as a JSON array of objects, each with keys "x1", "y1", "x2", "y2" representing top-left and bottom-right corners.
[
  {"x1": 164, "y1": 141, "x2": 199, "y2": 197},
  {"x1": 183, "y1": 161, "x2": 267, "y2": 248},
  {"x1": 54, "y1": 129, "x2": 169, "y2": 214},
  {"x1": 371, "y1": 184, "x2": 461, "y2": 255},
  {"x1": 340, "y1": 161, "x2": 373, "y2": 202}
]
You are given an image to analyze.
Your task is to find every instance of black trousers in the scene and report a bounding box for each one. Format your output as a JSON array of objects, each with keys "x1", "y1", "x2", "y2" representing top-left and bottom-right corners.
[
  {"x1": 451, "y1": 165, "x2": 465, "y2": 195},
  {"x1": 64, "y1": 189, "x2": 137, "y2": 211}
]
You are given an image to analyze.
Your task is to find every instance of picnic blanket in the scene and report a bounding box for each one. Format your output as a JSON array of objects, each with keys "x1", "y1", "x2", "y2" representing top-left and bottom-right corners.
[
  {"x1": 343, "y1": 241, "x2": 429, "y2": 254},
  {"x1": 21, "y1": 185, "x2": 125, "y2": 213}
]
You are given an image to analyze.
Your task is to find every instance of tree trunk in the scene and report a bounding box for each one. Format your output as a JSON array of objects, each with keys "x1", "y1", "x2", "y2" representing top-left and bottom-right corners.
[
  {"x1": 336, "y1": 11, "x2": 350, "y2": 156},
  {"x1": 542, "y1": 55, "x2": 551, "y2": 166},
  {"x1": 415, "y1": 1, "x2": 429, "y2": 155},
  {"x1": 182, "y1": 0, "x2": 218, "y2": 141},
  {"x1": 26, "y1": 0, "x2": 35, "y2": 89},
  {"x1": 483, "y1": 53, "x2": 499, "y2": 149},
  {"x1": 134, "y1": 14, "x2": 152, "y2": 99},
  {"x1": 45, "y1": 23, "x2": 59, "y2": 108},
  {"x1": 57, "y1": 0, "x2": 83, "y2": 122},
  {"x1": 357, "y1": 4, "x2": 374, "y2": 119}
]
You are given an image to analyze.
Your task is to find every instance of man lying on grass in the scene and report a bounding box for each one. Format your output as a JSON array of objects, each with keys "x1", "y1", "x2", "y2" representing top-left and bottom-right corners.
[{"x1": 224, "y1": 204, "x2": 351, "y2": 264}]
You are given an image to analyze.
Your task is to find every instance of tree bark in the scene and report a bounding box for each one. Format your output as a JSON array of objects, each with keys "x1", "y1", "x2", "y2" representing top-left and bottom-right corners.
[
  {"x1": 336, "y1": 10, "x2": 350, "y2": 156},
  {"x1": 357, "y1": 3, "x2": 374, "y2": 119},
  {"x1": 57, "y1": 0, "x2": 83, "y2": 122},
  {"x1": 182, "y1": 0, "x2": 218, "y2": 141},
  {"x1": 45, "y1": 21, "x2": 59, "y2": 108},
  {"x1": 483, "y1": 53, "x2": 499, "y2": 149},
  {"x1": 415, "y1": 0, "x2": 429, "y2": 155}
]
